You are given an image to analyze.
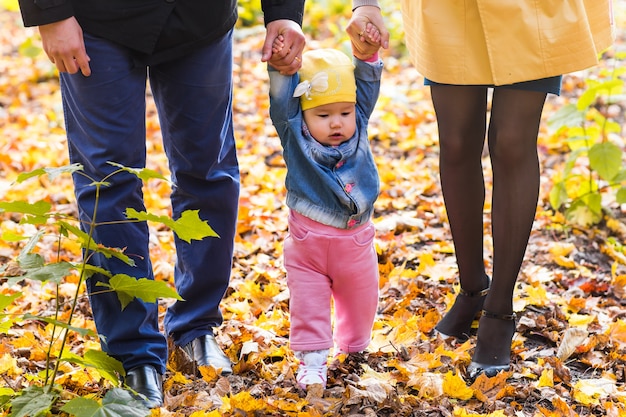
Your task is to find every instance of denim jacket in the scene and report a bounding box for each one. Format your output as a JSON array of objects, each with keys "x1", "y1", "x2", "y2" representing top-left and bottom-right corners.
[{"x1": 269, "y1": 58, "x2": 383, "y2": 229}]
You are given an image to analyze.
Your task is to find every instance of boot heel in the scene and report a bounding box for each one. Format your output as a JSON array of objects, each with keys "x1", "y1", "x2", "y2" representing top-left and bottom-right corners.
[{"x1": 466, "y1": 310, "x2": 517, "y2": 381}]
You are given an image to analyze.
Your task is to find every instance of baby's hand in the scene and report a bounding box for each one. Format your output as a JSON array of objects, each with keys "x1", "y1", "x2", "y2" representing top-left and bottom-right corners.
[
  {"x1": 272, "y1": 34, "x2": 285, "y2": 55},
  {"x1": 349, "y1": 22, "x2": 382, "y2": 61},
  {"x1": 361, "y1": 22, "x2": 382, "y2": 46}
]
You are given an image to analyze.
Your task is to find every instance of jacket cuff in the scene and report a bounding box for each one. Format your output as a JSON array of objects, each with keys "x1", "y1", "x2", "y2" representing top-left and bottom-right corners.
[
  {"x1": 18, "y1": 0, "x2": 74, "y2": 27},
  {"x1": 352, "y1": 0, "x2": 380, "y2": 11},
  {"x1": 261, "y1": 0, "x2": 305, "y2": 26}
]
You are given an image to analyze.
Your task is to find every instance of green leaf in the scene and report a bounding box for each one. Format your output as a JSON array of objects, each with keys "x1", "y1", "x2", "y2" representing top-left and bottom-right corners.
[
  {"x1": 173, "y1": 210, "x2": 220, "y2": 242},
  {"x1": 17, "y1": 252, "x2": 44, "y2": 270},
  {"x1": 61, "y1": 388, "x2": 150, "y2": 417},
  {"x1": 617, "y1": 187, "x2": 626, "y2": 205},
  {"x1": 107, "y1": 162, "x2": 170, "y2": 182},
  {"x1": 588, "y1": 142, "x2": 623, "y2": 181},
  {"x1": 547, "y1": 103, "x2": 584, "y2": 131},
  {"x1": 59, "y1": 397, "x2": 101, "y2": 417},
  {"x1": 17, "y1": 230, "x2": 44, "y2": 261},
  {"x1": 23, "y1": 314, "x2": 96, "y2": 337},
  {"x1": 79, "y1": 264, "x2": 113, "y2": 280},
  {"x1": 60, "y1": 222, "x2": 135, "y2": 266},
  {"x1": 0, "y1": 200, "x2": 51, "y2": 224},
  {"x1": 0, "y1": 317, "x2": 17, "y2": 334},
  {"x1": 1, "y1": 230, "x2": 28, "y2": 242},
  {"x1": 15, "y1": 163, "x2": 83, "y2": 183},
  {"x1": 96, "y1": 274, "x2": 183, "y2": 309},
  {"x1": 16, "y1": 261, "x2": 74, "y2": 284},
  {"x1": 125, "y1": 208, "x2": 219, "y2": 243},
  {"x1": 0, "y1": 293, "x2": 21, "y2": 310},
  {"x1": 566, "y1": 195, "x2": 603, "y2": 227},
  {"x1": 60, "y1": 349, "x2": 123, "y2": 385},
  {"x1": 576, "y1": 86, "x2": 599, "y2": 110},
  {"x1": 549, "y1": 181, "x2": 567, "y2": 211},
  {"x1": 0, "y1": 386, "x2": 16, "y2": 408},
  {"x1": 9, "y1": 386, "x2": 57, "y2": 417},
  {"x1": 17, "y1": 37, "x2": 42, "y2": 59}
]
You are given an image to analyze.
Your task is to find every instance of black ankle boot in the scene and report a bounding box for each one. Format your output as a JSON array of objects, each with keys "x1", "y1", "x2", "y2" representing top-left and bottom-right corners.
[
  {"x1": 434, "y1": 285, "x2": 489, "y2": 342},
  {"x1": 466, "y1": 310, "x2": 517, "y2": 381}
]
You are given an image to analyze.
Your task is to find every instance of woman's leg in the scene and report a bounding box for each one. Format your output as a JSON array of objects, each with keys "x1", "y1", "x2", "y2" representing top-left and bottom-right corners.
[
  {"x1": 430, "y1": 85, "x2": 491, "y2": 338},
  {"x1": 470, "y1": 87, "x2": 547, "y2": 372}
]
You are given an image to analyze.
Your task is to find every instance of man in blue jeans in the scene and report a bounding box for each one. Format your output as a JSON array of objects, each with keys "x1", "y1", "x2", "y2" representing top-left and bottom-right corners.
[{"x1": 17, "y1": 0, "x2": 306, "y2": 408}]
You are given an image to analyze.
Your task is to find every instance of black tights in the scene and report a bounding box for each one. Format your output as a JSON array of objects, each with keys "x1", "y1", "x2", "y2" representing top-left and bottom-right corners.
[{"x1": 431, "y1": 85, "x2": 547, "y2": 363}]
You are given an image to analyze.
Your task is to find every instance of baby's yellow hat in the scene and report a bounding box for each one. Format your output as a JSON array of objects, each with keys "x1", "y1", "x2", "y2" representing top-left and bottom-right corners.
[{"x1": 294, "y1": 49, "x2": 356, "y2": 111}]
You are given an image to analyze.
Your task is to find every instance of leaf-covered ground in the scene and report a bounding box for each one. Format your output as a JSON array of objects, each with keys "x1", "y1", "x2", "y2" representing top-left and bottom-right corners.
[{"x1": 2, "y1": 5, "x2": 626, "y2": 417}]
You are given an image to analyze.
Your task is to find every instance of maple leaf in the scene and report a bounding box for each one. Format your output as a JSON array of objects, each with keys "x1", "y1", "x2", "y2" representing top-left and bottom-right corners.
[
  {"x1": 565, "y1": 198, "x2": 602, "y2": 227},
  {"x1": 125, "y1": 208, "x2": 219, "y2": 243},
  {"x1": 107, "y1": 161, "x2": 170, "y2": 183},
  {"x1": 442, "y1": 371, "x2": 473, "y2": 401},
  {"x1": 22, "y1": 313, "x2": 96, "y2": 338},
  {"x1": 60, "y1": 221, "x2": 135, "y2": 266},
  {"x1": 9, "y1": 385, "x2": 58, "y2": 417},
  {"x1": 96, "y1": 274, "x2": 183, "y2": 309},
  {"x1": 573, "y1": 377, "x2": 618, "y2": 406},
  {"x1": 0, "y1": 200, "x2": 51, "y2": 225},
  {"x1": 14, "y1": 163, "x2": 83, "y2": 183},
  {"x1": 60, "y1": 349, "x2": 124, "y2": 385},
  {"x1": 537, "y1": 368, "x2": 554, "y2": 388},
  {"x1": 61, "y1": 388, "x2": 151, "y2": 417}
]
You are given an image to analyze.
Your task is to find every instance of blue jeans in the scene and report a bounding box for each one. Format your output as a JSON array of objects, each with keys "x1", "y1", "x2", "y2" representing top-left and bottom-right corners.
[{"x1": 60, "y1": 31, "x2": 239, "y2": 374}]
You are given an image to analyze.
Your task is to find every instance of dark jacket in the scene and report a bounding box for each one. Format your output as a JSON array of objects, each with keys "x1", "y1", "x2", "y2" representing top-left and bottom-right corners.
[{"x1": 18, "y1": 0, "x2": 304, "y2": 64}]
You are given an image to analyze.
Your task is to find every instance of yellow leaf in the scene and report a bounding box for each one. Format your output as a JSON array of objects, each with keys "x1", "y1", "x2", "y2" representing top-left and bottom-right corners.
[
  {"x1": 169, "y1": 372, "x2": 190, "y2": 385},
  {"x1": 442, "y1": 371, "x2": 474, "y2": 401},
  {"x1": 568, "y1": 314, "x2": 595, "y2": 327},
  {"x1": 537, "y1": 368, "x2": 554, "y2": 387},
  {"x1": 552, "y1": 397, "x2": 578, "y2": 417},
  {"x1": 573, "y1": 377, "x2": 617, "y2": 406},
  {"x1": 607, "y1": 319, "x2": 626, "y2": 344},
  {"x1": 221, "y1": 391, "x2": 267, "y2": 414},
  {"x1": 417, "y1": 252, "x2": 436, "y2": 275},
  {"x1": 549, "y1": 242, "x2": 575, "y2": 257},
  {"x1": 189, "y1": 411, "x2": 220, "y2": 417},
  {"x1": 199, "y1": 365, "x2": 221, "y2": 383},
  {"x1": 0, "y1": 353, "x2": 22, "y2": 377},
  {"x1": 553, "y1": 255, "x2": 577, "y2": 269},
  {"x1": 523, "y1": 283, "x2": 550, "y2": 307}
]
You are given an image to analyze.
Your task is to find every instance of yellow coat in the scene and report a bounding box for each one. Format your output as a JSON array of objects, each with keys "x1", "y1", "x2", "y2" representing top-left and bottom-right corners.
[{"x1": 401, "y1": 0, "x2": 614, "y2": 85}]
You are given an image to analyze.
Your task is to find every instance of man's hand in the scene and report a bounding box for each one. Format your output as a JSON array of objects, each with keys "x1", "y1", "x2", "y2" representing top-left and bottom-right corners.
[
  {"x1": 262, "y1": 19, "x2": 305, "y2": 75},
  {"x1": 347, "y1": 6, "x2": 389, "y2": 61},
  {"x1": 39, "y1": 17, "x2": 91, "y2": 76}
]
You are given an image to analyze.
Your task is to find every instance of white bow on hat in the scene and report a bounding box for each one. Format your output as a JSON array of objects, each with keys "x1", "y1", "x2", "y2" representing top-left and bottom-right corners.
[{"x1": 293, "y1": 71, "x2": 329, "y2": 100}]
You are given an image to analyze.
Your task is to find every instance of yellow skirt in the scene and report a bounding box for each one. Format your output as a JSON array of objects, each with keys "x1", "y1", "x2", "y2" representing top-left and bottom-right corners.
[{"x1": 401, "y1": 0, "x2": 614, "y2": 85}]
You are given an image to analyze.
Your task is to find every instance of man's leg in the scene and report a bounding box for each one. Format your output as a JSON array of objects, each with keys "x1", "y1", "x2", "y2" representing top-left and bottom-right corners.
[
  {"x1": 61, "y1": 33, "x2": 167, "y2": 375},
  {"x1": 149, "y1": 31, "x2": 239, "y2": 351}
]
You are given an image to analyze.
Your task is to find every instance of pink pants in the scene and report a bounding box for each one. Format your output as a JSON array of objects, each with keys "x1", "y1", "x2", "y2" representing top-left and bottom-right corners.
[{"x1": 284, "y1": 210, "x2": 379, "y2": 352}]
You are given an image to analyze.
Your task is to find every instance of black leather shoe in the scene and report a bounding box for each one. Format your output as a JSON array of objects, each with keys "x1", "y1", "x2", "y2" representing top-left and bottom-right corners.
[
  {"x1": 182, "y1": 334, "x2": 233, "y2": 375},
  {"x1": 125, "y1": 365, "x2": 163, "y2": 409}
]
